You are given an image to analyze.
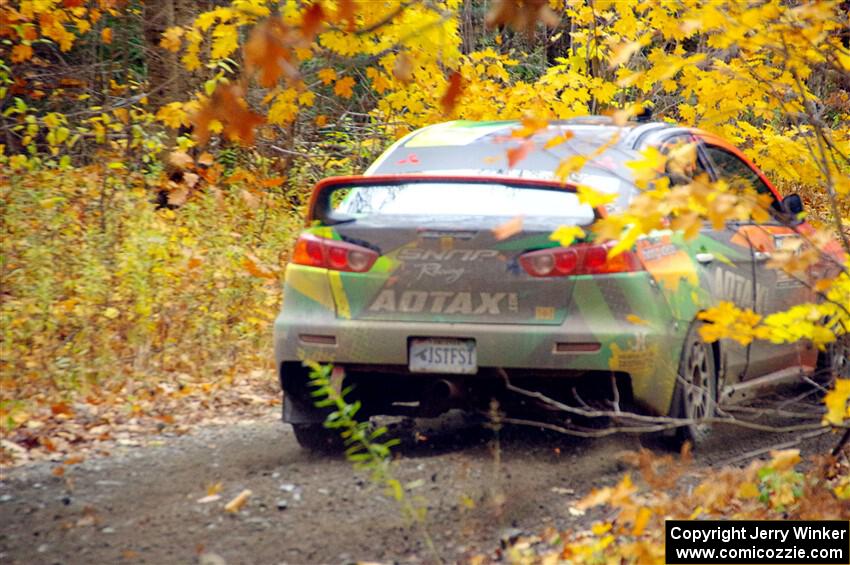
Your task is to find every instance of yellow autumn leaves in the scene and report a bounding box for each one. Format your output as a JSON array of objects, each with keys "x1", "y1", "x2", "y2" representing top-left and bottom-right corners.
[{"x1": 698, "y1": 263, "x2": 850, "y2": 355}]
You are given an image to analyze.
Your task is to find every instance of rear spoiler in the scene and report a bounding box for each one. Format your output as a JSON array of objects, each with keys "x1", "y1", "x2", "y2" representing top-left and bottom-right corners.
[{"x1": 307, "y1": 174, "x2": 583, "y2": 225}]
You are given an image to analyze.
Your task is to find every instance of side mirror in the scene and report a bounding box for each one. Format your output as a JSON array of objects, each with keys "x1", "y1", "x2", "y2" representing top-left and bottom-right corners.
[{"x1": 782, "y1": 193, "x2": 804, "y2": 217}]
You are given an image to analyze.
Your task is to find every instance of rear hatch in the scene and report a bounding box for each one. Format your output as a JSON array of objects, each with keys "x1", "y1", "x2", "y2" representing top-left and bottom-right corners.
[{"x1": 314, "y1": 178, "x2": 596, "y2": 325}]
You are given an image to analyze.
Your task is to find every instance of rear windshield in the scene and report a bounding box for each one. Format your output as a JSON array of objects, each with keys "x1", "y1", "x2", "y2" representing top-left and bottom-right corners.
[{"x1": 335, "y1": 183, "x2": 594, "y2": 223}]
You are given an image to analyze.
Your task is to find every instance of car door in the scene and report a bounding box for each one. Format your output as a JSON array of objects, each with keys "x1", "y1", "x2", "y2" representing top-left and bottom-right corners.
[
  {"x1": 653, "y1": 132, "x2": 754, "y2": 383},
  {"x1": 701, "y1": 142, "x2": 817, "y2": 377}
]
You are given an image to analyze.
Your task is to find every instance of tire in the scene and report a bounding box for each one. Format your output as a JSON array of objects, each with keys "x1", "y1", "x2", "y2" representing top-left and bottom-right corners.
[
  {"x1": 291, "y1": 423, "x2": 344, "y2": 452},
  {"x1": 671, "y1": 323, "x2": 718, "y2": 448},
  {"x1": 818, "y1": 332, "x2": 850, "y2": 379}
]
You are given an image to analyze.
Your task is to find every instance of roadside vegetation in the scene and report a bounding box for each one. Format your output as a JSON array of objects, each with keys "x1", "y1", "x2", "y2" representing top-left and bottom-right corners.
[{"x1": 2, "y1": 0, "x2": 849, "y2": 562}]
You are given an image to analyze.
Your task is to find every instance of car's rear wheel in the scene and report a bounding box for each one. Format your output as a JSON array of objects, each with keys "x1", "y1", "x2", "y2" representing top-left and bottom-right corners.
[
  {"x1": 672, "y1": 323, "x2": 717, "y2": 448},
  {"x1": 291, "y1": 423, "x2": 344, "y2": 452},
  {"x1": 818, "y1": 332, "x2": 850, "y2": 379}
]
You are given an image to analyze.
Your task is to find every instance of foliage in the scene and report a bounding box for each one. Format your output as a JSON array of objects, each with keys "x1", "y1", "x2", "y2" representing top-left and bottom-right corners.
[
  {"x1": 152, "y1": 0, "x2": 849, "y2": 387},
  {"x1": 0, "y1": 161, "x2": 297, "y2": 429},
  {"x1": 495, "y1": 448, "x2": 850, "y2": 564},
  {"x1": 2, "y1": 1, "x2": 849, "y2": 560},
  {"x1": 305, "y1": 361, "x2": 439, "y2": 561}
]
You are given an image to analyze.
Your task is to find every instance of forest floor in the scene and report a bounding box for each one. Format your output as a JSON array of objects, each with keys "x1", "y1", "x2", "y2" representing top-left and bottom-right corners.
[{"x1": 0, "y1": 381, "x2": 839, "y2": 565}]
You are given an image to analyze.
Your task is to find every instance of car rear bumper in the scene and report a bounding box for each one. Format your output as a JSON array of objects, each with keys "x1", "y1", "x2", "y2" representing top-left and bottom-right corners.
[
  {"x1": 274, "y1": 312, "x2": 685, "y2": 416},
  {"x1": 278, "y1": 316, "x2": 644, "y2": 370}
]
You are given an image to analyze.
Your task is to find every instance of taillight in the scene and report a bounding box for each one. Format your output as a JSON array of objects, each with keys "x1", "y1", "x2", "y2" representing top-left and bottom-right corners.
[
  {"x1": 519, "y1": 242, "x2": 642, "y2": 277},
  {"x1": 292, "y1": 234, "x2": 378, "y2": 272},
  {"x1": 520, "y1": 247, "x2": 579, "y2": 277}
]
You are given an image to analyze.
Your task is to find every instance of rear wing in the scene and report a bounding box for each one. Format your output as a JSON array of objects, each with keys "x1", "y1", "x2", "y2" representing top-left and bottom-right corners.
[{"x1": 307, "y1": 174, "x2": 586, "y2": 225}]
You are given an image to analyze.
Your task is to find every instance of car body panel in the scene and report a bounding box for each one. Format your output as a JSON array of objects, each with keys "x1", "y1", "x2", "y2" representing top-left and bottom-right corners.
[{"x1": 275, "y1": 261, "x2": 687, "y2": 414}]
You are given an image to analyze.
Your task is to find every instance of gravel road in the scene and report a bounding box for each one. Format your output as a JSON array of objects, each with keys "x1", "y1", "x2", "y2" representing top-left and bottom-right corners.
[{"x1": 0, "y1": 407, "x2": 838, "y2": 565}]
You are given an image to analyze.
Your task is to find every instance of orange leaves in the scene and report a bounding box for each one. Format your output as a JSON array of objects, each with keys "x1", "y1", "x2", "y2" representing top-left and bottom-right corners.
[
  {"x1": 393, "y1": 52, "x2": 414, "y2": 83},
  {"x1": 485, "y1": 0, "x2": 560, "y2": 37},
  {"x1": 260, "y1": 176, "x2": 285, "y2": 188},
  {"x1": 50, "y1": 402, "x2": 74, "y2": 416},
  {"x1": 243, "y1": 253, "x2": 277, "y2": 279},
  {"x1": 333, "y1": 76, "x2": 356, "y2": 99},
  {"x1": 440, "y1": 71, "x2": 464, "y2": 114},
  {"x1": 11, "y1": 44, "x2": 33, "y2": 63},
  {"x1": 511, "y1": 114, "x2": 548, "y2": 138},
  {"x1": 506, "y1": 140, "x2": 533, "y2": 168},
  {"x1": 492, "y1": 216, "x2": 524, "y2": 241},
  {"x1": 197, "y1": 6, "x2": 336, "y2": 143},
  {"x1": 20, "y1": 26, "x2": 38, "y2": 42},
  {"x1": 243, "y1": 18, "x2": 299, "y2": 88},
  {"x1": 544, "y1": 130, "x2": 574, "y2": 149},
  {"x1": 242, "y1": 6, "x2": 328, "y2": 88},
  {"x1": 301, "y1": 2, "x2": 326, "y2": 42},
  {"x1": 517, "y1": 447, "x2": 848, "y2": 563},
  {"x1": 335, "y1": 0, "x2": 356, "y2": 32},
  {"x1": 503, "y1": 114, "x2": 551, "y2": 168},
  {"x1": 192, "y1": 83, "x2": 264, "y2": 146},
  {"x1": 101, "y1": 27, "x2": 112, "y2": 44}
]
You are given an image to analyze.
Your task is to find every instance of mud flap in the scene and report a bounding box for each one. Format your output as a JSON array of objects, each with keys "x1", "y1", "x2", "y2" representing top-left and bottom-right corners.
[
  {"x1": 283, "y1": 394, "x2": 329, "y2": 424},
  {"x1": 279, "y1": 362, "x2": 330, "y2": 424}
]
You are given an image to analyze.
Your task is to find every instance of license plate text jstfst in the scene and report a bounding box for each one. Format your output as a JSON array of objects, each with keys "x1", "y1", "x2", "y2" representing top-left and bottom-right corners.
[{"x1": 409, "y1": 339, "x2": 477, "y2": 374}]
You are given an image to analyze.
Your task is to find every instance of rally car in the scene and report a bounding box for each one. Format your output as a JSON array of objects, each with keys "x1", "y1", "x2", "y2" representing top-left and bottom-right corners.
[{"x1": 274, "y1": 118, "x2": 847, "y2": 450}]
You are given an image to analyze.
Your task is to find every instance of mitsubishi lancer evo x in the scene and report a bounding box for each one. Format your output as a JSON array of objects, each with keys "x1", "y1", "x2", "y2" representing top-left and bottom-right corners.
[{"x1": 274, "y1": 118, "x2": 847, "y2": 450}]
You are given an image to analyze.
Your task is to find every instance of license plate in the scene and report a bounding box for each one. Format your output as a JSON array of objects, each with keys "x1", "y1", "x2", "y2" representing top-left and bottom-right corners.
[{"x1": 409, "y1": 338, "x2": 477, "y2": 374}]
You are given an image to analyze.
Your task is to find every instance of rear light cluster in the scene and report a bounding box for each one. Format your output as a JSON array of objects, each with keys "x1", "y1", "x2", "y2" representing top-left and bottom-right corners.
[
  {"x1": 519, "y1": 243, "x2": 643, "y2": 277},
  {"x1": 292, "y1": 234, "x2": 378, "y2": 272}
]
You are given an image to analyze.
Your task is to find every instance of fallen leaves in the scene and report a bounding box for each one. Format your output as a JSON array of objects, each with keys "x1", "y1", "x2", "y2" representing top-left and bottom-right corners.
[
  {"x1": 224, "y1": 489, "x2": 252, "y2": 512},
  {"x1": 0, "y1": 370, "x2": 281, "y2": 467},
  {"x1": 500, "y1": 448, "x2": 850, "y2": 563},
  {"x1": 51, "y1": 402, "x2": 74, "y2": 416},
  {"x1": 168, "y1": 150, "x2": 194, "y2": 169}
]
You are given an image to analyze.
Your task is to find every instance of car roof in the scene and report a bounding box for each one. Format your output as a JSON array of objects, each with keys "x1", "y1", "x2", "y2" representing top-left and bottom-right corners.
[{"x1": 365, "y1": 118, "x2": 685, "y2": 180}]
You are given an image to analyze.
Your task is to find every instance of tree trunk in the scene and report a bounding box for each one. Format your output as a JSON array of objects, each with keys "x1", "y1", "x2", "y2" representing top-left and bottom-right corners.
[{"x1": 143, "y1": 0, "x2": 208, "y2": 109}]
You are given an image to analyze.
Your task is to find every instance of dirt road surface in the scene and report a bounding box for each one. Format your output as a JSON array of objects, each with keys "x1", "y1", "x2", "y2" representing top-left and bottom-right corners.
[{"x1": 0, "y1": 408, "x2": 837, "y2": 565}]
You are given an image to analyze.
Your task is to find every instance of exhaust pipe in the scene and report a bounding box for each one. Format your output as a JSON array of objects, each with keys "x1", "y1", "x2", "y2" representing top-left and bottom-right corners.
[
  {"x1": 419, "y1": 379, "x2": 465, "y2": 417},
  {"x1": 432, "y1": 379, "x2": 463, "y2": 400}
]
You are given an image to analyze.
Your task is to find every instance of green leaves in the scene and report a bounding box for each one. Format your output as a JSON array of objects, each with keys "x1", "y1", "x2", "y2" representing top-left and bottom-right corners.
[{"x1": 305, "y1": 362, "x2": 433, "y2": 554}]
